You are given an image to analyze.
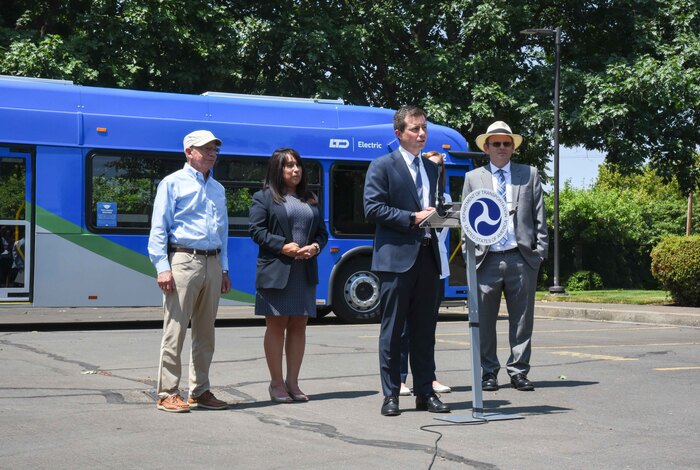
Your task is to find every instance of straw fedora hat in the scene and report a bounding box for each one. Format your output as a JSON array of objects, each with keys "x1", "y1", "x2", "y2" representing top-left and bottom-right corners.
[{"x1": 475, "y1": 121, "x2": 523, "y2": 152}]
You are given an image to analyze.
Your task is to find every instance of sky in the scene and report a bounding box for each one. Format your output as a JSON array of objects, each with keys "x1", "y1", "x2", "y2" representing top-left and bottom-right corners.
[{"x1": 543, "y1": 146, "x2": 606, "y2": 190}]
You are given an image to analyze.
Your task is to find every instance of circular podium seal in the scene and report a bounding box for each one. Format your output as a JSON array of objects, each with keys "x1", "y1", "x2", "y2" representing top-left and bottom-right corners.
[{"x1": 459, "y1": 188, "x2": 508, "y2": 245}]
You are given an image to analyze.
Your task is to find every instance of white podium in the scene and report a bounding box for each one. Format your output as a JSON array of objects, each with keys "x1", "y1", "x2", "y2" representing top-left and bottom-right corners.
[{"x1": 433, "y1": 189, "x2": 524, "y2": 424}]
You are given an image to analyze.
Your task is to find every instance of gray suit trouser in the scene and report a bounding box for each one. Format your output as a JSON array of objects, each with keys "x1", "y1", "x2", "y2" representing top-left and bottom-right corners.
[{"x1": 477, "y1": 250, "x2": 538, "y2": 377}]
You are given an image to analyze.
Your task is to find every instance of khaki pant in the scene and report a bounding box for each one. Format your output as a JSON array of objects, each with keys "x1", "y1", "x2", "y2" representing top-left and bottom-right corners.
[{"x1": 157, "y1": 252, "x2": 222, "y2": 398}]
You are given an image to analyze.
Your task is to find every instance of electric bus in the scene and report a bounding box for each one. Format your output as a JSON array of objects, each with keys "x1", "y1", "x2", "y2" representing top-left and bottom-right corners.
[{"x1": 0, "y1": 75, "x2": 473, "y2": 322}]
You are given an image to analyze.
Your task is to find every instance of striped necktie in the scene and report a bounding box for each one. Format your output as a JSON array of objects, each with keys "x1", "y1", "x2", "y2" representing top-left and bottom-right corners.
[
  {"x1": 496, "y1": 169, "x2": 506, "y2": 202},
  {"x1": 496, "y1": 169, "x2": 508, "y2": 243}
]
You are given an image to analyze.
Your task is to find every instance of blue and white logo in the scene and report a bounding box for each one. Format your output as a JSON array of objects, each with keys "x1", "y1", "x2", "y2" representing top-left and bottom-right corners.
[
  {"x1": 96, "y1": 201, "x2": 118, "y2": 227},
  {"x1": 329, "y1": 138, "x2": 350, "y2": 149},
  {"x1": 460, "y1": 189, "x2": 507, "y2": 245}
]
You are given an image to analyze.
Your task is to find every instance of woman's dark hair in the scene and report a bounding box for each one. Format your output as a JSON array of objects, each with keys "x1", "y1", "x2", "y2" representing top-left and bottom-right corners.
[{"x1": 264, "y1": 148, "x2": 318, "y2": 205}]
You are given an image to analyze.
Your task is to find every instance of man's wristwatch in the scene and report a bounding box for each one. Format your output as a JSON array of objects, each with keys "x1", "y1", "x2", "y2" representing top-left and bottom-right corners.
[
  {"x1": 222, "y1": 270, "x2": 229, "y2": 275},
  {"x1": 312, "y1": 243, "x2": 320, "y2": 254},
  {"x1": 409, "y1": 212, "x2": 417, "y2": 226}
]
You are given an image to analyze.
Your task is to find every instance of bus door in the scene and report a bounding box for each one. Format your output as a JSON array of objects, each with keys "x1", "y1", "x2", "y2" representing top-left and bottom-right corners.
[
  {"x1": 0, "y1": 146, "x2": 31, "y2": 302},
  {"x1": 443, "y1": 166, "x2": 468, "y2": 299}
]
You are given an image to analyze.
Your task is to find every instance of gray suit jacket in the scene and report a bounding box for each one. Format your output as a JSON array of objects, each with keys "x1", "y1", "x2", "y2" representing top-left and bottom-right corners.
[{"x1": 462, "y1": 162, "x2": 548, "y2": 269}]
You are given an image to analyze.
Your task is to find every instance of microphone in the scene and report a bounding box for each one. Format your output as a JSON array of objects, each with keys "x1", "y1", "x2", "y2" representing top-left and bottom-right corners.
[{"x1": 435, "y1": 162, "x2": 446, "y2": 217}]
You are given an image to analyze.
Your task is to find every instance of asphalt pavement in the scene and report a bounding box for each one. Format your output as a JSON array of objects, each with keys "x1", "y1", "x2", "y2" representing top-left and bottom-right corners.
[
  {"x1": 0, "y1": 302, "x2": 699, "y2": 469},
  {"x1": 0, "y1": 300, "x2": 699, "y2": 327}
]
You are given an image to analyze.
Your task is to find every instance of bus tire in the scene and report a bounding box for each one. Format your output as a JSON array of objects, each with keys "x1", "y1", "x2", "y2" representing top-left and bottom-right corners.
[{"x1": 332, "y1": 257, "x2": 381, "y2": 323}]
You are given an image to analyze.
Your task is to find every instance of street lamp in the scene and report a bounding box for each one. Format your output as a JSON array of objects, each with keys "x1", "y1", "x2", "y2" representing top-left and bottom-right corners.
[{"x1": 520, "y1": 26, "x2": 565, "y2": 294}]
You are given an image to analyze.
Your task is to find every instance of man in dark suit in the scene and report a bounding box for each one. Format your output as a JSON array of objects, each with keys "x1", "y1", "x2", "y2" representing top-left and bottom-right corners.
[
  {"x1": 462, "y1": 121, "x2": 548, "y2": 392},
  {"x1": 364, "y1": 105, "x2": 450, "y2": 416}
]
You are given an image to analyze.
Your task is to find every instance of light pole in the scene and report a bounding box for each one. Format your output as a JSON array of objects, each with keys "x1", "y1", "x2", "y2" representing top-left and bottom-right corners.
[{"x1": 520, "y1": 26, "x2": 565, "y2": 294}]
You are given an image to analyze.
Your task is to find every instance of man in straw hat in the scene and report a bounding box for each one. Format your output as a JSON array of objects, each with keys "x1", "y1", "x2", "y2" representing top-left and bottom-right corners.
[{"x1": 462, "y1": 121, "x2": 548, "y2": 392}]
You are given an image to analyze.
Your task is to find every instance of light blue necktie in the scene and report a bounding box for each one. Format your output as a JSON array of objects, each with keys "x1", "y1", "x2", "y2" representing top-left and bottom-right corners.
[
  {"x1": 496, "y1": 169, "x2": 506, "y2": 202},
  {"x1": 413, "y1": 157, "x2": 423, "y2": 203},
  {"x1": 496, "y1": 169, "x2": 507, "y2": 243}
]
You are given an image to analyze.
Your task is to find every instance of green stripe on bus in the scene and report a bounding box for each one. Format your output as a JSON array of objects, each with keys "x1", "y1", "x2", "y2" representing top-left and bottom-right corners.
[{"x1": 34, "y1": 206, "x2": 255, "y2": 303}]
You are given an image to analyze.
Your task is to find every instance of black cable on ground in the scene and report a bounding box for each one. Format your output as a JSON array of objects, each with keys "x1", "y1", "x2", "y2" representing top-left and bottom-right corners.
[{"x1": 420, "y1": 420, "x2": 488, "y2": 470}]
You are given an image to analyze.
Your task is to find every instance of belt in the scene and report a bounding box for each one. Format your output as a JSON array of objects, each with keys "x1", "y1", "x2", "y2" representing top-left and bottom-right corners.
[
  {"x1": 169, "y1": 246, "x2": 221, "y2": 256},
  {"x1": 420, "y1": 238, "x2": 432, "y2": 246},
  {"x1": 490, "y1": 247, "x2": 519, "y2": 255}
]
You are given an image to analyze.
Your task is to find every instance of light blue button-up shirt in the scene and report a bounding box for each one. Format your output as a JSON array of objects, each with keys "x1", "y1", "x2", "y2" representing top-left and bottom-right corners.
[{"x1": 148, "y1": 163, "x2": 229, "y2": 274}]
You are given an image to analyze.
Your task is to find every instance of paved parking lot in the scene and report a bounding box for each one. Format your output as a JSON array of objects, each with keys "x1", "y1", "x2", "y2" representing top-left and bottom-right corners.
[{"x1": 1, "y1": 315, "x2": 698, "y2": 469}]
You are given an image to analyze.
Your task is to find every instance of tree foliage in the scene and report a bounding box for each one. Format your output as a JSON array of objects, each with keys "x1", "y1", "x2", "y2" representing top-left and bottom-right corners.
[
  {"x1": 1, "y1": 0, "x2": 699, "y2": 191},
  {"x1": 548, "y1": 165, "x2": 699, "y2": 288},
  {"x1": 651, "y1": 235, "x2": 700, "y2": 306}
]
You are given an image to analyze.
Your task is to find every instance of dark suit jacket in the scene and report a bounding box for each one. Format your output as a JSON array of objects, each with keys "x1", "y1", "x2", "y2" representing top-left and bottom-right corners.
[
  {"x1": 364, "y1": 150, "x2": 441, "y2": 273},
  {"x1": 462, "y1": 162, "x2": 549, "y2": 269},
  {"x1": 249, "y1": 188, "x2": 328, "y2": 289}
]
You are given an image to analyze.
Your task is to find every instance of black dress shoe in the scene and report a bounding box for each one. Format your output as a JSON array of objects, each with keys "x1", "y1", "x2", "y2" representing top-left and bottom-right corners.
[
  {"x1": 381, "y1": 396, "x2": 400, "y2": 416},
  {"x1": 510, "y1": 374, "x2": 535, "y2": 391},
  {"x1": 415, "y1": 394, "x2": 450, "y2": 413},
  {"x1": 482, "y1": 372, "x2": 499, "y2": 391}
]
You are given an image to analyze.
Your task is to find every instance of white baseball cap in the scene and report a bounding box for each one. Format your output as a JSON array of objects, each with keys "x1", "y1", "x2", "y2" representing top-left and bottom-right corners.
[{"x1": 183, "y1": 130, "x2": 222, "y2": 151}]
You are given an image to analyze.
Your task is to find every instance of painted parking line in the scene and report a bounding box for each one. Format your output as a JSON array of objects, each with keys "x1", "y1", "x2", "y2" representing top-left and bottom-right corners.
[
  {"x1": 430, "y1": 340, "x2": 700, "y2": 349},
  {"x1": 654, "y1": 366, "x2": 700, "y2": 371},
  {"x1": 534, "y1": 326, "x2": 678, "y2": 334},
  {"x1": 550, "y1": 351, "x2": 637, "y2": 361},
  {"x1": 358, "y1": 325, "x2": 680, "y2": 340}
]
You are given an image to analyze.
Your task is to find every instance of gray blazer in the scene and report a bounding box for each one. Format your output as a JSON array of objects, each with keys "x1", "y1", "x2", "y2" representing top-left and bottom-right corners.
[{"x1": 462, "y1": 163, "x2": 548, "y2": 269}]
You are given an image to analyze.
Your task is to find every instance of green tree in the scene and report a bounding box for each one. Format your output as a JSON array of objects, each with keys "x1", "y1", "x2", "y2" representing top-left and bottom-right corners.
[
  {"x1": 0, "y1": 172, "x2": 25, "y2": 220},
  {"x1": 550, "y1": 164, "x2": 700, "y2": 288},
  {"x1": 2, "y1": 0, "x2": 699, "y2": 192}
]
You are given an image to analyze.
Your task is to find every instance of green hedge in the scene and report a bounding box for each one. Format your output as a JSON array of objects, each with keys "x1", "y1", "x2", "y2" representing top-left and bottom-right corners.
[
  {"x1": 650, "y1": 235, "x2": 700, "y2": 306},
  {"x1": 566, "y1": 271, "x2": 603, "y2": 291}
]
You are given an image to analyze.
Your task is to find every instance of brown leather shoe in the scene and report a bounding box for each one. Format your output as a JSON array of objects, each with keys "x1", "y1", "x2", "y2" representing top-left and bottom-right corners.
[
  {"x1": 157, "y1": 393, "x2": 190, "y2": 413},
  {"x1": 188, "y1": 390, "x2": 228, "y2": 410}
]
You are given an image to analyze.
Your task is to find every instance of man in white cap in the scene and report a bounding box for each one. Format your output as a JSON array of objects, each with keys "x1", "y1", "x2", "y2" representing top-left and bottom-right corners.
[
  {"x1": 148, "y1": 130, "x2": 231, "y2": 412},
  {"x1": 462, "y1": 121, "x2": 548, "y2": 392}
]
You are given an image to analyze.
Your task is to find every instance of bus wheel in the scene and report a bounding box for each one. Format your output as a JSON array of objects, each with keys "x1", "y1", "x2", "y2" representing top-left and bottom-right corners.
[{"x1": 332, "y1": 257, "x2": 380, "y2": 323}]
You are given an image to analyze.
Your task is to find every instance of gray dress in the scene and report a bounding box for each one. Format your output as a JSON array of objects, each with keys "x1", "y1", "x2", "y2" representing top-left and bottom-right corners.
[{"x1": 255, "y1": 195, "x2": 317, "y2": 317}]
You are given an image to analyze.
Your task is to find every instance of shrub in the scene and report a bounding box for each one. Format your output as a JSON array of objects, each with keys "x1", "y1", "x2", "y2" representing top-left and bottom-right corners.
[
  {"x1": 566, "y1": 270, "x2": 604, "y2": 291},
  {"x1": 650, "y1": 235, "x2": 700, "y2": 306}
]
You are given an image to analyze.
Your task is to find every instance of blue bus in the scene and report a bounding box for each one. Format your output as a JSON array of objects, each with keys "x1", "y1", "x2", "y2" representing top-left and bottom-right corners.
[{"x1": 0, "y1": 75, "x2": 473, "y2": 322}]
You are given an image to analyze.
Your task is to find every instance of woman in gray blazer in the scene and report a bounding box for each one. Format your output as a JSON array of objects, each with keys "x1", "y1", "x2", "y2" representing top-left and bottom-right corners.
[{"x1": 249, "y1": 148, "x2": 328, "y2": 403}]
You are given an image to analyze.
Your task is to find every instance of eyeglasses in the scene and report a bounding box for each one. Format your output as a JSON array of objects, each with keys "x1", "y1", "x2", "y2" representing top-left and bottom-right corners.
[
  {"x1": 284, "y1": 162, "x2": 302, "y2": 169},
  {"x1": 487, "y1": 141, "x2": 513, "y2": 148}
]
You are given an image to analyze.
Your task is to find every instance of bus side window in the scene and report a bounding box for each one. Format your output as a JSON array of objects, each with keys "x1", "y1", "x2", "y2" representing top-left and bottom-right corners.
[
  {"x1": 216, "y1": 157, "x2": 322, "y2": 234},
  {"x1": 88, "y1": 153, "x2": 322, "y2": 234},
  {"x1": 89, "y1": 153, "x2": 182, "y2": 232},
  {"x1": 330, "y1": 163, "x2": 374, "y2": 238}
]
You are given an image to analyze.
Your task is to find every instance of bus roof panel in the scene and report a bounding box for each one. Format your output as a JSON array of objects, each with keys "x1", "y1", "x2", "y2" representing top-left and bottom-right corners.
[
  {"x1": 0, "y1": 76, "x2": 79, "y2": 113},
  {"x1": 336, "y1": 105, "x2": 395, "y2": 128},
  {"x1": 80, "y1": 86, "x2": 207, "y2": 120},
  {"x1": 0, "y1": 76, "x2": 470, "y2": 155},
  {"x1": 207, "y1": 97, "x2": 341, "y2": 129}
]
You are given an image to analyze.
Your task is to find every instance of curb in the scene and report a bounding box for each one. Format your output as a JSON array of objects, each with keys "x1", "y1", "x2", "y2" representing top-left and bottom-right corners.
[{"x1": 533, "y1": 302, "x2": 700, "y2": 328}]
